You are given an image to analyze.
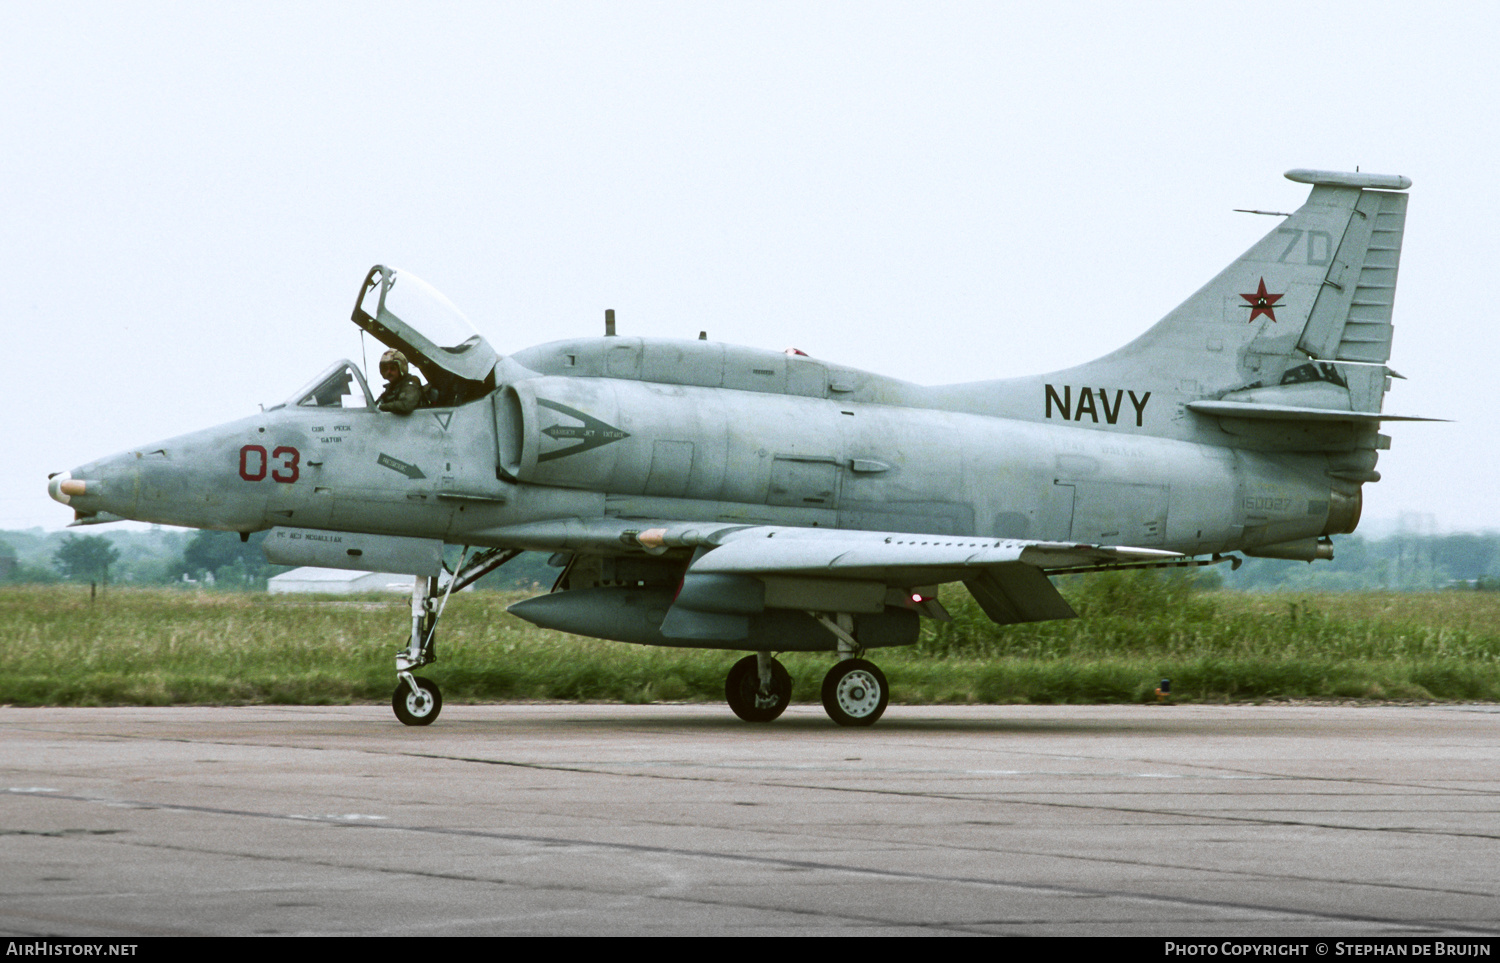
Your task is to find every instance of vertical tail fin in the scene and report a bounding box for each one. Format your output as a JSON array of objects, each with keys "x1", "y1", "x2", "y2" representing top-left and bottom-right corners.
[
  {"x1": 1102, "y1": 168, "x2": 1412, "y2": 411},
  {"x1": 1220, "y1": 170, "x2": 1411, "y2": 416},
  {"x1": 968, "y1": 169, "x2": 1415, "y2": 434}
]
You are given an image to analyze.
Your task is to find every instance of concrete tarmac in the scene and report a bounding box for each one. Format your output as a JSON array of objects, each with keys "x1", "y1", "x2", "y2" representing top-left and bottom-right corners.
[{"x1": 2, "y1": 702, "x2": 1498, "y2": 937}]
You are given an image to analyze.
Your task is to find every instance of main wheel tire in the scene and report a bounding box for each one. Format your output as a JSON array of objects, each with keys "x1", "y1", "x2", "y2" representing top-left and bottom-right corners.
[
  {"x1": 821, "y1": 659, "x2": 888, "y2": 727},
  {"x1": 724, "y1": 655, "x2": 792, "y2": 723},
  {"x1": 393, "y1": 676, "x2": 443, "y2": 726}
]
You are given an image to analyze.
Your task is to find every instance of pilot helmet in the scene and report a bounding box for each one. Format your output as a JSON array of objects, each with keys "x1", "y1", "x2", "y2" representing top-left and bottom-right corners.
[{"x1": 379, "y1": 349, "x2": 409, "y2": 378}]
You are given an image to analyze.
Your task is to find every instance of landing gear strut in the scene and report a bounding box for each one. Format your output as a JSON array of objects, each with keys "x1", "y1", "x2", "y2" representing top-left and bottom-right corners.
[{"x1": 390, "y1": 546, "x2": 520, "y2": 726}]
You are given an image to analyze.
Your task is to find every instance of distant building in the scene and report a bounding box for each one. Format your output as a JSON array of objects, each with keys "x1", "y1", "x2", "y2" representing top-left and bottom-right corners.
[{"x1": 267, "y1": 567, "x2": 413, "y2": 595}]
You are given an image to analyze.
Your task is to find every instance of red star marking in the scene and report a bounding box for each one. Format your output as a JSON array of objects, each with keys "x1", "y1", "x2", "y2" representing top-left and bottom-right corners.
[{"x1": 1240, "y1": 277, "x2": 1284, "y2": 323}]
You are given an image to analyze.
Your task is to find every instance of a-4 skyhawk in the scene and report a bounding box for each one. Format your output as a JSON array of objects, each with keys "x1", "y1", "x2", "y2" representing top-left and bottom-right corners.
[{"x1": 49, "y1": 168, "x2": 1434, "y2": 727}]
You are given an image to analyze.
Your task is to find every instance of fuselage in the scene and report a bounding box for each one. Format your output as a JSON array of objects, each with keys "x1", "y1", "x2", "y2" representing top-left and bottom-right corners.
[
  {"x1": 43, "y1": 172, "x2": 1415, "y2": 727},
  {"x1": 50, "y1": 336, "x2": 1344, "y2": 559}
]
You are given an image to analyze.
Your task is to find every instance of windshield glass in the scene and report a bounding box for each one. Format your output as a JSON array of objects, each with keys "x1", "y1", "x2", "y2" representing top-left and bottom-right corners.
[{"x1": 280, "y1": 360, "x2": 374, "y2": 410}]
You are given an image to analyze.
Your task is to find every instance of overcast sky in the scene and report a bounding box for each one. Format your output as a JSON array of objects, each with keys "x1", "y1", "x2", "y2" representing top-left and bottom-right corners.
[{"x1": 5, "y1": 1, "x2": 1496, "y2": 535}]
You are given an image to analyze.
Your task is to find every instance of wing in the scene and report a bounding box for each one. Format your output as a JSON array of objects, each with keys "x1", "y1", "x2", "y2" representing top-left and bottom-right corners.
[
  {"x1": 487, "y1": 518, "x2": 1183, "y2": 627},
  {"x1": 689, "y1": 525, "x2": 1180, "y2": 625}
]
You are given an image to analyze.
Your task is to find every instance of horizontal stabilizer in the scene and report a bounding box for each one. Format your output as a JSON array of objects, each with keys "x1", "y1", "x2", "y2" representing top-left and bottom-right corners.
[{"x1": 1186, "y1": 400, "x2": 1443, "y2": 423}]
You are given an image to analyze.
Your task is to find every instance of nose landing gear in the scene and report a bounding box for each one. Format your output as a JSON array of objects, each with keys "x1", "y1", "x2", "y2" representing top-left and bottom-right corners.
[{"x1": 389, "y1": 546, "x2": 520, "y2": 726}]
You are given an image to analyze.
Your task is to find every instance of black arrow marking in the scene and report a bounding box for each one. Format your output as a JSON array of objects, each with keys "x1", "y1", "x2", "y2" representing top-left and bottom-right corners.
[{"x1": 537, "y1": 399, "x2": 630, "y2": 463}]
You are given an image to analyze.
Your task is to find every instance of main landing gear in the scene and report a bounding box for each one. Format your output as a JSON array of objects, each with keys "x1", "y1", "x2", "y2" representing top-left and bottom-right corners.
[
  {"x1": 821, "y1": 658, "x2": 888, "y2": 727},
  {"x1": 391, "y1": 546, "x2": 520, "y2": 726},
  {"x1": 722, "y1": 614, "x2": 891, "y2": 727},
  {"x1": 812, "y1": 612, "x2": 889, "y2": 727},
  {"x1": 725, "y1": 653, "x2": 793, "y2": 722}
]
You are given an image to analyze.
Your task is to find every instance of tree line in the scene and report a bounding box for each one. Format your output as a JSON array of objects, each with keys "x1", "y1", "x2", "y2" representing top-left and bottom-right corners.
[
  {"x1": 0, "y1": 527, "x2": 555, "y2": 591},
  {"x1": 4, "y1": 526, "x2": 1500, "y2": 593},
  {"x1": 2, "y1": 528, "x2": 282, "y2": 589}
]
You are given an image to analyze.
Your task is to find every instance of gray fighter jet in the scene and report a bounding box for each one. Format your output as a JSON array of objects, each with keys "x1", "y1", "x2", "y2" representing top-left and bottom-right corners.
[{"x1": 49, "y1": 169, "x2": 1434, "y2": 727}]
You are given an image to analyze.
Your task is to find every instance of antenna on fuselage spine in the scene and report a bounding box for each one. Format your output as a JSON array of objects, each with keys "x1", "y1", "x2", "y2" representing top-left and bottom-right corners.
[{"x1": 605, "y1": 309, "x2": 616, "y2": 337}]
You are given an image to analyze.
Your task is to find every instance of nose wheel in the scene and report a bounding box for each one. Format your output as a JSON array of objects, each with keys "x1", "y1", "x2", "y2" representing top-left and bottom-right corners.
[
  {"x1": 393, "y1": 675, "x2": 442, "y2": 726},
  {"x1": 821, "y1": 659, "x2": 888, "y2": 727}
]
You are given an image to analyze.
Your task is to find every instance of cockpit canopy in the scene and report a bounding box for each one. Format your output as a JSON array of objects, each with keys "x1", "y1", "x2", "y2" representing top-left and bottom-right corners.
[{"x1": 352, "y1": 265, "x2": 499, "y2": 406}]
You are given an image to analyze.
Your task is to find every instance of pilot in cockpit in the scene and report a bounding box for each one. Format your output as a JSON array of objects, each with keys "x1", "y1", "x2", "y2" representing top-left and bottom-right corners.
[{"x1": 375, "y1": 349, "x2": 425, "y2": 415}]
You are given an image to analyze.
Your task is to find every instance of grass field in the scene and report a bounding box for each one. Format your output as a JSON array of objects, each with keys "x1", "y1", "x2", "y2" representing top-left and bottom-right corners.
[{"x1": 4, "y1": 573, "x2": 1499, "y2": 707}]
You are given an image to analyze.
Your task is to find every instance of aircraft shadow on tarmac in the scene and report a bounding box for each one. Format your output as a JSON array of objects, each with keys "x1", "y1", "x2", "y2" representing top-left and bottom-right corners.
[{"x1": 411, "y1": 706, "x2": 1188, "y2": 736}]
